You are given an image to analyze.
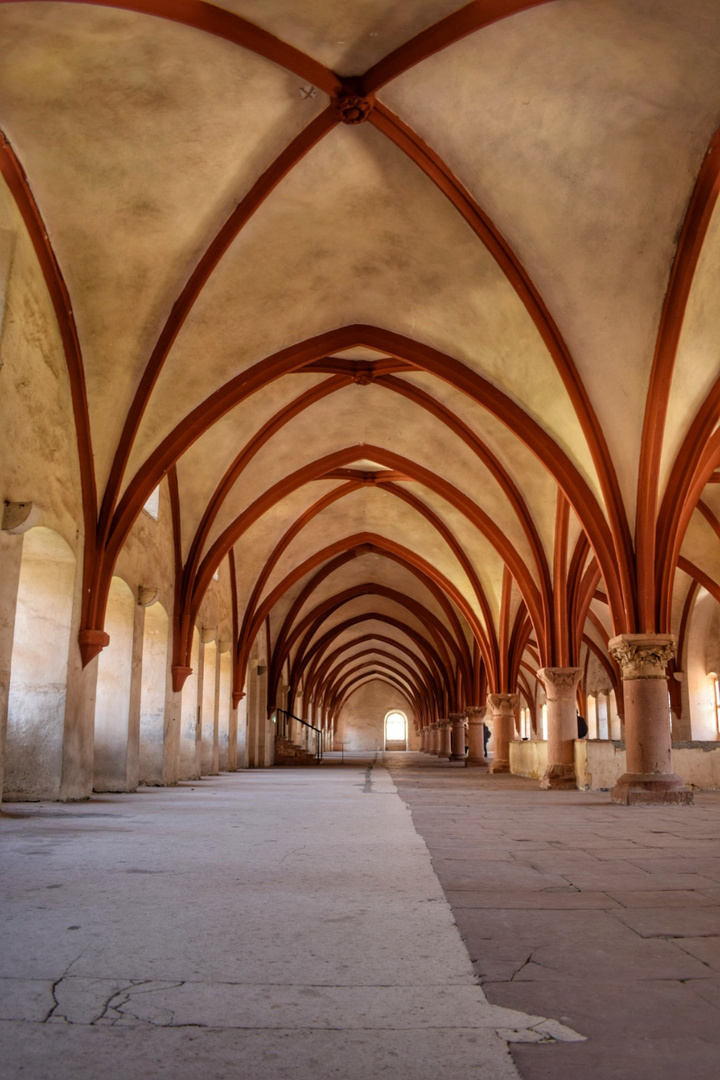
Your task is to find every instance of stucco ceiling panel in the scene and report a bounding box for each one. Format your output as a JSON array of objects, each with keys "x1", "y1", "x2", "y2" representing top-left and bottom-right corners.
[
  {"x1": 283, "y1": 554, "x2": 456, "y2": 632},
  {"x1": 681, "y1": 510, "x2": 720, "y2": 591},
  {"x1": 214, "y1": 0, "x2": 466, "y2": 74},
  {"x1": 145, "y1": 123, "x2": 588, "y2": 471},
  {"x1": 0, "y1": 3, "x2": 325, "y2": 493},
  {"x1": 216, "y1": 480, "x2": 342, "y2": 602},
  {"x1": 396, "y1": 370, "x2": 565, "y2": 561},
  {"x1": 257, "y1": 486, "x2": 480, "y2": 620},
  {"x1": 381, "y1": 0, "x2": 720, "y2": 528},
  {"x1": 661, "y1": 198, "x2": 720, "y2": 495},
  {"x1": 190, "y1": 382, "x2": 535, "y2": 570},
  {"x1": 170, "y1": 373, "x2": 328, "y2": 553},
  {"x1": 292, "y1": 594, "x2": 434, "y2": 665}
]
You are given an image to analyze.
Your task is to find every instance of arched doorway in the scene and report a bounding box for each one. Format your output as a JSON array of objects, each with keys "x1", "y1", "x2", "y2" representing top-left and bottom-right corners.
[{"x1": 385, "y1": 710, "x2": 407, "y2": 751}]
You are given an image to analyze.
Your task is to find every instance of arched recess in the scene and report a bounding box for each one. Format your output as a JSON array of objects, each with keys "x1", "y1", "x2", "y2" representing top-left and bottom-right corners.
[
  {"x1": 138, "y1": 601, "x2": 168, "y2": 785},
  {"x1": 218, "y1": 647, "x2": 233, "y2": 771},
  {"x1": 685, "y1": 587, "x2": 720, "y2": 741},
  {"x1": 200, "y1": 638, "x2": 218, "y2": 776},
  {"x1": 94, "y1": 575, "x2": 136, "y2": 792},
  {"x1": 5, "y1": 527, "x2": 75, "y2": 800},
  {"x1": 179, "y1": 627, "x2": 200, "y2": 779}
]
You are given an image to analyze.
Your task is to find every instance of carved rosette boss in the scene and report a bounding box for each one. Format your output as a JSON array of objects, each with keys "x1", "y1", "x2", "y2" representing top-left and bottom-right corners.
[{"x1": 331, "y1": 90, "x2": 374, "y2": 125}]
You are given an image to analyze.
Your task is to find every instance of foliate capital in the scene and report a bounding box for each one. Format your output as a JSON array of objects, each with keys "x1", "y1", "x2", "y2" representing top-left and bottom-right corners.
[
  {"x1": 609, "y1": 634, "x2": 676, "y2": 680},
  {"x1": 465, "y1": 705, "x2": 487, "y2": 723},
  {"x1": 536, "y1": 667, "x2": 582, "y2": 702},
  {"x1": 487, "y1": 693, "x2": 518, "y2": 715},
  {"x1": 449, "y1": 711, "x2": 466, "y2": 722}
]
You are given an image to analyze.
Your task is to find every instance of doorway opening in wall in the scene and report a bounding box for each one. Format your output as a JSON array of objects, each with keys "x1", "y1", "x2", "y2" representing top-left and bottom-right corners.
[{"x1": 385, "y1": 710, "x2": 407, "y2": 751}]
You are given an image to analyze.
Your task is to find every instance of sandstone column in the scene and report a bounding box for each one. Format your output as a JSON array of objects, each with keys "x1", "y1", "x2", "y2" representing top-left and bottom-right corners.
[
  {"x1": 487, "y1": 693, "x2": 518, "y2": 773},
  {"x1": 449, "y1": 711, "x2": 467, "y2": 761},
  {"x1": 537, "y1": 667, "x2": 582, "y2": 790},
  {"x1": 438, "y1": 719, "x2": 452, "y2": 759},
  {"x1": 465, "y1": 706, "x2": 488, "y2": 767},
  {"x1": 609, "y1": 634, "x2": 692, "y2": 805}
]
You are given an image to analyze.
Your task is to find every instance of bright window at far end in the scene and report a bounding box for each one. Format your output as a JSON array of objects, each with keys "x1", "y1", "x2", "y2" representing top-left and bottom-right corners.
[
  {"x1": 714, "y1": 677, "x2": 720, "y2": 737},
  {"x1": 386, "y1": 711, "x2": 406, "y2": 740},
  {"x1": 143, "y1": 486, "x2": 160, "y2": 520}
]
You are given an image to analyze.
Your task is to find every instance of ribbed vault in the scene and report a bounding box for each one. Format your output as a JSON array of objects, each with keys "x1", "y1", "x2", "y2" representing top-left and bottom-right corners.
[{"x1": 3, "y1": 0, "x2": 720, "y2": 743}]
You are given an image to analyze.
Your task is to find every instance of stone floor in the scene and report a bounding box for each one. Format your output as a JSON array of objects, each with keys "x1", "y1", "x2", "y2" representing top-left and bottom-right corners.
[
  {"x1": 386, "y1": 752, "x2": 720, "y2": 1080},
  {"x1": 0, "y1": 757, "x2": 582, "y2": 1080}
]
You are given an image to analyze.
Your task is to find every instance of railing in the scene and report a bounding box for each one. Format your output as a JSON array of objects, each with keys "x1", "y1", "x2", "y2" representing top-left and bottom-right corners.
[{"x1": 274, "y1": 708, "x2": 324, "y2": 762}]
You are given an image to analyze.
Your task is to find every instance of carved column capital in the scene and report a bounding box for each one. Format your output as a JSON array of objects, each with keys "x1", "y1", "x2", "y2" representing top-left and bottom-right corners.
[
  {"x1": 448, "y1": 711, "x2": 466, "y2": 723},
  {"x1": 465, "y1": 705, "x2": 487, "y2": 723},
  {"x1": 536, "y1": 667, "x2": 582, "y2": 702},
  {"x1": 487, "y1": 693, "x2": 518, "y2": 715},
  {"x1": 609, "y1": 634, "x2": 676, "y2": 680}
]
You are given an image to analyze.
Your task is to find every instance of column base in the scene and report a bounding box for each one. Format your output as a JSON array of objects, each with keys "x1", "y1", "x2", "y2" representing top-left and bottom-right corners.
[
  {"x1": 489, "y1": 760, "x2": 509, "y2": 773},
  {"x1": 611, "y1": 772, "x2": 693, "y2": 806},
  {"x1": 540, "y1": 763, "x2": 576, "y2": 790},
  {"x1": 450, "y1": 753, "x2": 466, "y2": 762},
  {"x1": 465, "y1": 758, "x2": 488, "y2": 768}
]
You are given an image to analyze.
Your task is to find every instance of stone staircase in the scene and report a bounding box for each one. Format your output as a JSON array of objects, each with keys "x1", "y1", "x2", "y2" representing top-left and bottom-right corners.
[{"x1": 274, "y1": 736, "x2": 319, "y2": 766}]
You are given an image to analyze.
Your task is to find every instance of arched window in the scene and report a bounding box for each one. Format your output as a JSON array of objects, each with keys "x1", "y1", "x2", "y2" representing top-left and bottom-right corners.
[{"x1": 385, "y1": 710, "x2": 407, "y2": 749}]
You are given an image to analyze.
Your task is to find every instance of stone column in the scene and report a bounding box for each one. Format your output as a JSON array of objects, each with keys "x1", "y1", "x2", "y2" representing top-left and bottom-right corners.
[
  {"x1": 487, "y1": 693, "x2": 518, "y2": 773},
  {"x1": 608, "y1": 634, "x2": 692, "y2": 805},
  {"x1": 449, "y1": 711, "x2": 467, "y2": 761},
  {"x1": 430, "y1": 721, "x2": 440, "y2": 754},
  {"x1": 438, "y1": 719, "x2": 452, "y2": 759},
  {"x1": 537, "y1": 667, "x2": 582, "y2": 790},
  {"x1": 465, "y1": 706, "x2": 488, "y2": 767}
]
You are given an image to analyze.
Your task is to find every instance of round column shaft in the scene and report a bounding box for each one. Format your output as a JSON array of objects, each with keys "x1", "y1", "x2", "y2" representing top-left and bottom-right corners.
[
  {"x1": 465, "y1": 706, "x2": 488, "y2": 767},
  {"x1": 438, "y1": 719, "x2": 452, "y2": 759},
  {"x1": 537, "y1": 667, "x2": 582, "y2": 790},
  {"x1": 449, "y1": 712, "x2": 467, "y2": 761},
  {"x1": 487, "y1": 693, "x2": 518, "y2": 773},
  {"x1": 609, "y1": 635, "x2": 692, "y2": 805}
]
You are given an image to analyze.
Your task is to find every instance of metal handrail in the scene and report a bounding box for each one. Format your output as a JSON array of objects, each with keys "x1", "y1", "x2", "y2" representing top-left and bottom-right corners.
[{"x1": 274, "y1": 707, "x2": 323, "y2": 762}]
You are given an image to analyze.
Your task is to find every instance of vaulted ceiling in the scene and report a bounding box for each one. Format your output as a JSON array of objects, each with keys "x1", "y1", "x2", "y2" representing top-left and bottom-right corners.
[{"x1": 2, "y1": 0, "x2": 720, "y2": 726}]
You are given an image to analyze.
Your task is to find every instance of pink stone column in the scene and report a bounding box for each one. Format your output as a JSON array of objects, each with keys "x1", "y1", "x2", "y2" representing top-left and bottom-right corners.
[
  {"x1": 429, "y1": 722, "x2": 439, "y2": 754},
  {"x1": 487, "y1": 693, "x2": 518, "y2": 773},
  {"x1": 449, "y1": 711, "x2": 467, "y2": 761},
  {"x1": 438, "y1": 719, "x2": 452, "y2": 759},
  {"x1": 465, "y1": 706, "x2": 488, "y2": 767},
  {"x1": 537, "y1": 667, "x2": 582, "y2": 790},
  {"x1": 609, "y1": 634, "x2": 692, "y2": 805}
]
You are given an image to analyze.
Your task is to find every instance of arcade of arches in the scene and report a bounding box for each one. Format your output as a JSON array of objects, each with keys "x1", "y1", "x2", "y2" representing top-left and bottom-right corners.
[
  {"x1": 6, "y1": 5, "x2": 720, "y2": 1077},
  {"x1": 4, "y1": 0, "x2": 720, "y2": 806}
]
